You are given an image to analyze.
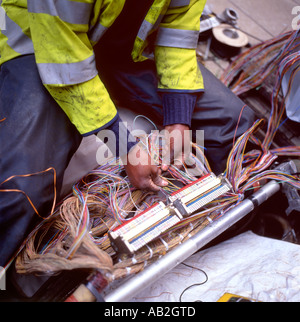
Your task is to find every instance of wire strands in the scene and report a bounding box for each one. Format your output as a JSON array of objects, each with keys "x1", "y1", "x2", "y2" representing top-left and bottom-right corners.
[
  {"x1": 15, "y1": 123, "x2": 300, "y2": 280},
  {"x1": 220, "y1": 30, "x2": 300, "y2": 96}
]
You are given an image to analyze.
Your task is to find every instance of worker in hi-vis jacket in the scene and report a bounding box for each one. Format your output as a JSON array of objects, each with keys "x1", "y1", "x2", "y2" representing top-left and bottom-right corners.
[{"x1": 0, "y1": 0, "x2": 255, "y2": 267}]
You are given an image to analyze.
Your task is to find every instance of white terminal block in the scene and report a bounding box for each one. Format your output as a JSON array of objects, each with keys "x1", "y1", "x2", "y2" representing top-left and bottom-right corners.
[{"x1": 109, "y1": 173, "x2": 232, "y2": 254}]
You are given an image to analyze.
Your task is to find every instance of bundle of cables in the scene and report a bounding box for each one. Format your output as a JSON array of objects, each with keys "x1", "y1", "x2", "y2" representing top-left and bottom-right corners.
[
  {"x1": 14, "y1": 31, "x2": 300, "y2": 283},
  {"x1": 220, "y1": 30, "x2": 300, "y2": 96}
]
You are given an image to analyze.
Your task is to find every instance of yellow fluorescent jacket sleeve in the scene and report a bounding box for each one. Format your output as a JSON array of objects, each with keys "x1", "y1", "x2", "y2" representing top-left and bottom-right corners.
[
  {"x1": 155, "y1": 0, "x2": 206, "y2": 92},
  {"x1": 27, "y1": 0, "x2": 124, "y2": 136},
  {"x1": 2, "y1": 0, "x2": 205, "y2": 133}
]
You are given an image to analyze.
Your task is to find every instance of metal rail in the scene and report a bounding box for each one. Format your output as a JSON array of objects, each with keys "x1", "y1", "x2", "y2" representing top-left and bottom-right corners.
[{"x1": 104, "y1": 161, "x2": 299, "y2": 302}]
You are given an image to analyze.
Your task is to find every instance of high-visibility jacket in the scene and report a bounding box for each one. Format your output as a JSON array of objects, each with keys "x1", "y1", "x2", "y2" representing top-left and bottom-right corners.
[{"x1": 0, "y1": 0, "x2": 206, "y2": 136}]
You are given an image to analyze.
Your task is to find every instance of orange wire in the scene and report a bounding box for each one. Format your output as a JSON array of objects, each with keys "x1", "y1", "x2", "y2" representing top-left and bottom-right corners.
[
  {"x1": 232, "y1": 104, "x2": 248, "y2": 147},
  {"x1": 0, "y1": 167, "x2": 57, "y2": 220}
]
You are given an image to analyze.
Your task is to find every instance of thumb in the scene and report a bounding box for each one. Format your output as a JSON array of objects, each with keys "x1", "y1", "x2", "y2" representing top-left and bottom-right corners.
[
  {"x1": 161, "y1": 148, "x2": 173, "y2": 172},
  {"x1": 151, "y1": 167, "x2": 168, "y2": 188}
]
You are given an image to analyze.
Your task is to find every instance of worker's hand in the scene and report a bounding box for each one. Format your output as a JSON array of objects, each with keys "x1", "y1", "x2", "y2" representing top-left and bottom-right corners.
[
  {"x1": 123, "y1": 143, "x2": 168, "y2": 192},
  {"x1": 161, "y1": 124, "x2": 191, "y2": 172}
]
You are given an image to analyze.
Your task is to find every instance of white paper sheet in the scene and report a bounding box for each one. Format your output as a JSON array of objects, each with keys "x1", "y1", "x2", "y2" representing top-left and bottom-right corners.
[{"x1": 131, "y1": 231, "x2": 300, "y2": 302}]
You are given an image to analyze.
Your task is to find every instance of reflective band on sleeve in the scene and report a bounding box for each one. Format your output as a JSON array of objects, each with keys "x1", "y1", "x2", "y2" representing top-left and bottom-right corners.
[
  {"x1": 0, "y1": 1, "x2": 6, "y2": 31},
  {"x1": 169, "y1": 0, "x2": 190, "y2": 8},
  {"x1": 1, "y1": 15, "x2": 34, "y2": 55},
  {"x1": 37, "y1": 54, "x2": 98, "y2": 85},
  {"x1": 137, "y1": 20, "x2": 153, "y2": 41},
  {"x1": 27, "y1": 0, "x2": 93, "y2": 25},
  {"x1": 88, "y1": 23, "x2": 107, "y2": 43},
  {"x1": 156, "y1": 27, "x2": 199, "y2": 49}
]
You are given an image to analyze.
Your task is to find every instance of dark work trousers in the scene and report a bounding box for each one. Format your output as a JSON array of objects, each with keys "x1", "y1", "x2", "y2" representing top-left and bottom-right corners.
[
  {"x1": 95, "y1": 53, "x2": 256, "y2": 175},
  {"x1": 0, "y1": 55, "x2": 82, "y2": 267}
]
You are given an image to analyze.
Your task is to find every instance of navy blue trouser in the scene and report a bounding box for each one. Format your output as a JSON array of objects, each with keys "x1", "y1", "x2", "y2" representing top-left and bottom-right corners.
[
  {"x1": 0, "y1": 53, "x2": 255, "y2": 268},
  {"x1": 0, "y1": 55, "x2": 82, "y2": 267}
]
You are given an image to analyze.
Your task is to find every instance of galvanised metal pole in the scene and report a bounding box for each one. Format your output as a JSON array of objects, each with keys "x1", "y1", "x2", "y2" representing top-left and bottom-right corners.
[{"x1": 104, "y1": 179, "x2": 282, "y2": 302}]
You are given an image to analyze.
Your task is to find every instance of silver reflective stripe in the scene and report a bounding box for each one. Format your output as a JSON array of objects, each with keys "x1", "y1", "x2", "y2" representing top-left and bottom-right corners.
[
  {"x1": 88, "y1": 23, "x2": 107, "y2": 43},
  {"x1": 27, "y1": 0, "x2": 93, "y2": 25},
  {"x1": 37, "y1": 54, "x2": 98, "y2": 85},
  {"x1": 1, "y1": 15, "x2": 34, "y2": 55},
  {"x1": 156, "y1": 27, "x2": 199, "y2": 49},
  {"x1": 137, "y1": 20, "x2": 153, "y2": 41},
  {"x1": 0, "y1": 1, "x2": 6, "y2": 30},
  {"x1": 137, "y1": 14, "x2": 163, "y2": 41},
  {"x1": 169, "y1": 0, "x2": 190, "y2": 8}
]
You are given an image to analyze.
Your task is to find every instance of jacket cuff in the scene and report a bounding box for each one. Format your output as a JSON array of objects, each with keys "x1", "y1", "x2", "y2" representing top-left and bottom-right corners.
[
  {"x1": 162, "y1": 93, "x2": 197, "y2": 127},
  {"x1": 104, "y1": 114, "x2": 137, "y2": 158}
]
